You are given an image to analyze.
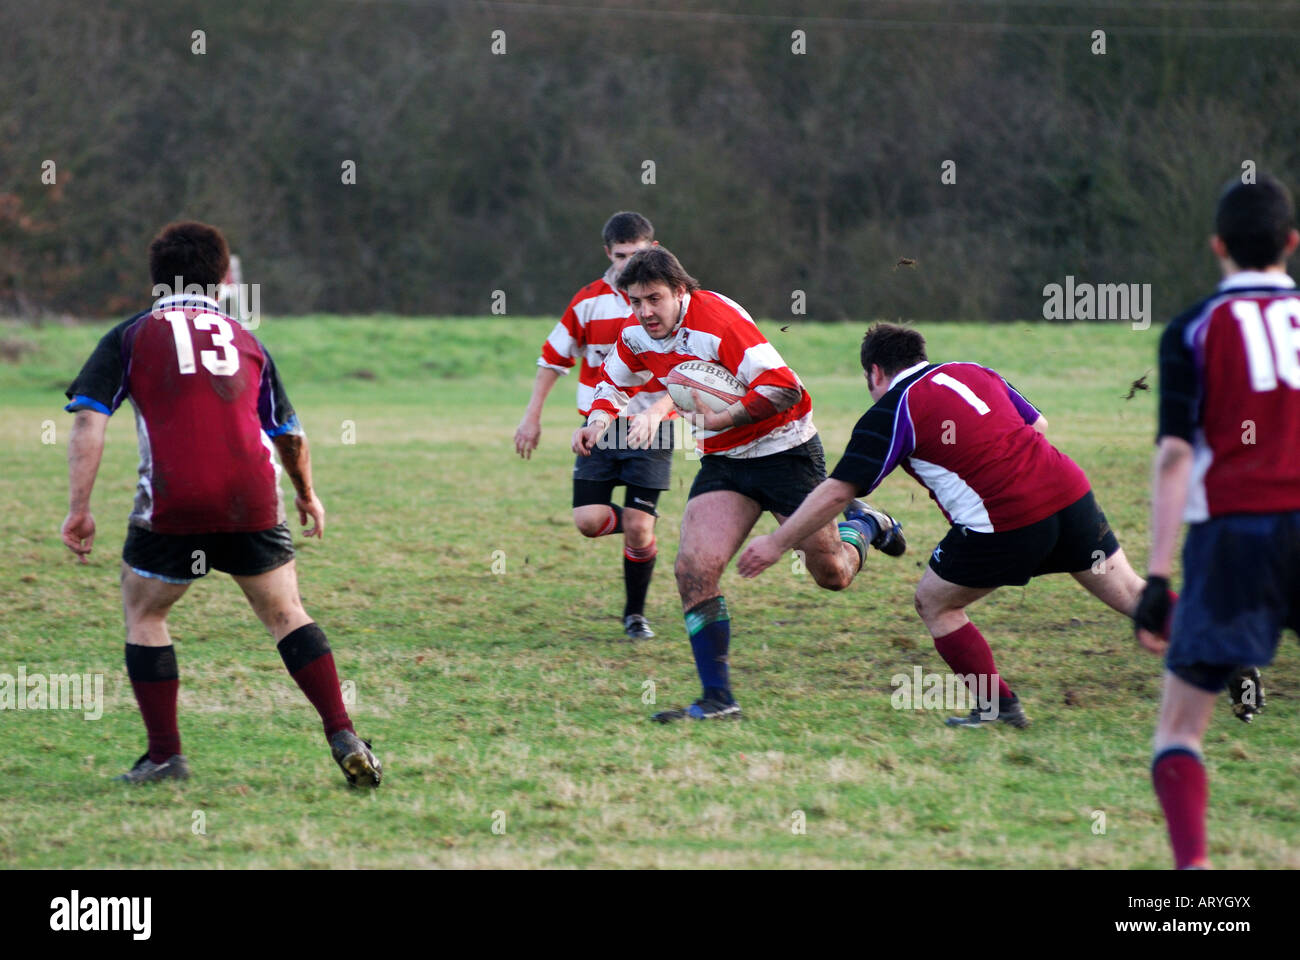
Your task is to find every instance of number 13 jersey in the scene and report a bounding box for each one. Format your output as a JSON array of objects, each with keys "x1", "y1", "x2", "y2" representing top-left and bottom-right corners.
[{"x1": 65, "y1": 295, "x2": 300, "y2": 534}]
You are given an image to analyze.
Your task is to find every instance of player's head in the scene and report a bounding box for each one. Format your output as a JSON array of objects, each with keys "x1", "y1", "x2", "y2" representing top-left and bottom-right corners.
[
  {"x1": 602, "y1": 211, "x2": 657, "y2": 278},
  {"x1": 617, "y1": 246, "x2": 700, "y2": 340},
  {"x1": 860, "y1": 323, "x2": 927, "y2": 400},
  {"x1": 149, "y1": 221, "x2": 230, "y2": 294},
  {"x1": 1212, "y1": 175, "x2": 1299, "y2": 271}
]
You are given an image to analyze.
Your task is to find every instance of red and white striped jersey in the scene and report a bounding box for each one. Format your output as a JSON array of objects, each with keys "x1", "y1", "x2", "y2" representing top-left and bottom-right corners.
[
  {"x1": 591, "y1": 290, "x2": 816, "y2": 458},
  {"x1": 538, "y1": 265, "x2": 656, "y2": 418}
]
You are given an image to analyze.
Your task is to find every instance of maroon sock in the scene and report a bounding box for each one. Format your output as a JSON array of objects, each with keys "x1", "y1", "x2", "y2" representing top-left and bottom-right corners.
[
  {"x1": 1152, "y1": 748, "x2": 1209, "y2": 869},
  {"x1": 125, "y1": 644, "x2": 182, "y2": 763},
  {"x1": 932, "y1": 621, "x2": 1014, "y2": 700},
  {"x1": 277, "y1": 623, "x2": 353, "y2": 738}
]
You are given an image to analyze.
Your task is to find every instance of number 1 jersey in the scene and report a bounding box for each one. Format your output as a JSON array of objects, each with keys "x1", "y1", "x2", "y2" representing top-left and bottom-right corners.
[
  {"x1": 829, "y1": 361, "x2": 1090, "y2": 533},
  {"x1": 65, "y1": 295, "x2": 301, "y2": 534}
]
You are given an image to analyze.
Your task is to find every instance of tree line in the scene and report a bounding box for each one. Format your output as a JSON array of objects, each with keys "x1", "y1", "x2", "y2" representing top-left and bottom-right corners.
[{"x1": 4, "y1": 0, "x2": 1299, "y2": 322}]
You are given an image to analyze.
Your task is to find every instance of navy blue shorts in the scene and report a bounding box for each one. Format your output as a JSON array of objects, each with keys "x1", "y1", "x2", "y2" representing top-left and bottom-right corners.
[
  {"x1": 1166, "y1": 511, "x2": 1300, "y2": 691},
  {"x1": 572, "y1": 419, "x2": 674, "y2": 492}
]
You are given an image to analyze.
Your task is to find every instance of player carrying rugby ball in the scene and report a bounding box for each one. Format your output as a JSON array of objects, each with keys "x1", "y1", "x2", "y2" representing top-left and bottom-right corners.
[{"x1": 574, "y1": 247, "x2": 905, "y2": 721}]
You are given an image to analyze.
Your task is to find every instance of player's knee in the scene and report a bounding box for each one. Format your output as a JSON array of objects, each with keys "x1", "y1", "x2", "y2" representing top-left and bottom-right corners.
[
  {"x1": 622, "y1": 510, "x2": 655, "y2": 544},
  {"x1": 913, "y1": 590, "x2": 932, "y2": 622},
  {"x1": 573, "y1": 511, "x2": 606, "y2": 538},
  {"x1": 813, "y1": 563, "x2": 851, "y2": 591}
]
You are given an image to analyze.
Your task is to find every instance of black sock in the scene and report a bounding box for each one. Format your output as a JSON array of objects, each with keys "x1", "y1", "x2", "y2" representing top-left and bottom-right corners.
[{"x1": 623, "y1": 538, "x2": 658, "y2": 618}]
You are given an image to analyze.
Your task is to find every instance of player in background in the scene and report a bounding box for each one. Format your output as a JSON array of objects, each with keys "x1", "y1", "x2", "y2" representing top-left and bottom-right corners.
[
  {"x1": 1133, "y1": 175, "x2": 1300, "y2": 869},
  {"x1": 514, "y1": 212, "x2": 676, "y2": 641},
  {"x1": 60, "y1": 221, "x2": 381, "y2": 787},
  {"x1": 576, "y1": 247, "x2": 905, "y2": 721},
  {"x1": 739, "y1": 323, "x2": 1150, "y2": 728}
]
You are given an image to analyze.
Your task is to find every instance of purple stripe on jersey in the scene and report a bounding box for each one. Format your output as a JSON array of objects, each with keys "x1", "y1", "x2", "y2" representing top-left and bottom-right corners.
[
  {"x1": 876, "y1": 391, "x2": 917, "y2": 487},
  {"x1": 1005, "y1": 385, "x2": 1038, "y2": 425},
  {"x1": 257, "y1": 342, "x2": 275, "y2": 431}
]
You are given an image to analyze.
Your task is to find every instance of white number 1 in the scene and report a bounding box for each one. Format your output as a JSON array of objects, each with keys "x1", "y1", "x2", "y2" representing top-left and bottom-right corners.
[
  {"x1": 932, "y1": 372, "x2": 990, "y2": 414},
  {"x1": 1231, "y1": 298, "x2": 1300, "y2": 392},
  {"x1": 163, "y1": 310, "x2": 239, "y2": 377}
]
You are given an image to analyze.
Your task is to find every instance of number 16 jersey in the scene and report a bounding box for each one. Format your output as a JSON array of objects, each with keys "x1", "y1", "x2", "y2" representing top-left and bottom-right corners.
[{"x1": 65, "y1": 294, "x2": 301, "y2": 534}]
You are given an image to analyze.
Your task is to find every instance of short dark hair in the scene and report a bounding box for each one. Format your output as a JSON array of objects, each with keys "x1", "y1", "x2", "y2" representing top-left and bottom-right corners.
[
  {"x1": 615, "y1": 246, "x2": 700, "y2": 294},
  {"x1": 1215, "y1": 175, "x2": 1295, "y2": 269},
  {"x1": 602, "y1": 211, "x2": 654, "y2": 247},
  {"x1": 860, "y1": 323, "x2": 927, "y2": 377},
  {"x1": 149, "y1": 221, "x2": 229, "y2": 290}
]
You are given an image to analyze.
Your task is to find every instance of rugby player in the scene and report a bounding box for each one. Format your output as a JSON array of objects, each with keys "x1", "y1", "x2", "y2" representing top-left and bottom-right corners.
[
  {"x1": 739, "y1": 323, "x2": 1149, "y2": 728},
  {"x1": 514, "y1": 212, "x2": 675, "y2": 640},
  {"x1": 1134, "y1": 174, "x2": 1300, "y2": 869},
  {"x1": 575, "y1": 247, "x2": 905, "y2": 721},
  {"x1": 60, "y1": 221, "x2": 381, "y2": 787}
]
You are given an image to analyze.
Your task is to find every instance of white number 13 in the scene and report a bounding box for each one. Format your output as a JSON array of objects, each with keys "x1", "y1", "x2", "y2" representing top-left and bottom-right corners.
[{"x1": 164, "y1": 310, "x2": 239, "y2": 377}]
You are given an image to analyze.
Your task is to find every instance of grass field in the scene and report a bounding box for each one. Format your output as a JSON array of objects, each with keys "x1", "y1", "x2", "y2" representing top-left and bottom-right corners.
[{"x1": 1, "y1": 316, "x2": 1297, "y2": 869}]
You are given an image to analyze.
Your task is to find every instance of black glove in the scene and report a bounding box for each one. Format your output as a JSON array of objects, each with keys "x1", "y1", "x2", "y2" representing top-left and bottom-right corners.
[{"x1": 1133, "y1": 575, "x2": 1172, "y2": 637}]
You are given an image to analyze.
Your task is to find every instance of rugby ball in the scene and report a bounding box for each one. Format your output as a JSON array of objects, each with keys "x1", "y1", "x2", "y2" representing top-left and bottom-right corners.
[{"x1": 665, "y1": 361, "x2": 747, "y2": 414}]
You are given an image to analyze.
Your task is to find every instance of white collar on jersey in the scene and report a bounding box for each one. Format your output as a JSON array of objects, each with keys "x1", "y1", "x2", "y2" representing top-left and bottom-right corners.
[
  {"x1": 1218, "y1": 270, "x2": 1296, "y2": 291},
  {"x1": 155, "y1": 293, "x2": 221, "y2": 309},
  {"x1": 888, "y1": 360, "x2": 929, "y2": 390},
  {"x1": 670, "y1": 291, "x2": 692, "y2": 335}
]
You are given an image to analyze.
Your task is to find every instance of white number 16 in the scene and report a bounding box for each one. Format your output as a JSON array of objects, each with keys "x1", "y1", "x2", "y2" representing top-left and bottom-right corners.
[{"x1": 164, "y1": 310, "x2": 239, "y2": 377}]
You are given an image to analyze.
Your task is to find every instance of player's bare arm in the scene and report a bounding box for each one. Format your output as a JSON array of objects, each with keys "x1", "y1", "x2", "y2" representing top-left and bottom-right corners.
[
  {"x1": 1134, "y1": 435, "x2": 1193, "y2": 654},
  {"x1": 1032, "y1": 414, "x2": 1049, "y2": 434},
  {"x1": 737, "y1": 477, "x2": 858, "y2": 578},
  {"x1": 514, "y1": 366, "x2": 562, "y2": 459},
  {"x1": 61, "y1": 408, "x2": 109, "y2": 562},
  {"x1": 273, "y1": 431, "x2": 325, "y2": 539},
  {"x1": 626, "y1": 390, "x2": 675, "y2": 448}
]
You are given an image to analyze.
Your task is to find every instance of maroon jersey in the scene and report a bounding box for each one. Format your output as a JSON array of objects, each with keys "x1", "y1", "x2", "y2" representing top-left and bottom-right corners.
[
  {"x1": 1159, "y1": 272, "x2": 1300, "y2": 520},
  {"x1": 65, "y1": 295, "x2": 300, "y2": 534},
  {"x1": 829, "y1": 361, "x2": 1090, "y2": 532}
]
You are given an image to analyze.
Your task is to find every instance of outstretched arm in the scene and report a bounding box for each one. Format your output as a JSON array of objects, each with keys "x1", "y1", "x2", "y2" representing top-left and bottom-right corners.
[
  {"x1": 737, "y1": 478, "x2": 858, "y2": 578},
  {"x1": 273, "y1": 431, "x2": 325, "y2": 539},
  {"x1": 61, "y1": 409, "x2": 109, "y2": 562}
]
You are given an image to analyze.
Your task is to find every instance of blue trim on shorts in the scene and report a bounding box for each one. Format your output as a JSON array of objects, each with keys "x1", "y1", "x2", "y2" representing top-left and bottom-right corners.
[{"x1": 128, "y1": 565, "x2": 197, "y2": 586}]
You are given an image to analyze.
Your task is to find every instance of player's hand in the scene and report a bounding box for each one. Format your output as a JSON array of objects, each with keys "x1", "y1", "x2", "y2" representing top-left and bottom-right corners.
[
  {"x1": 572, "y1": 421, "x2": 605, "y2": 456},
  {"x1": 688, "y1": 390, "x2": 731, "y2": 432},
  {"x1": 626, "y1": 411, "x2": 660, "y2": 449},
  {"x1": 737, "y1": 533, "x2": 783, "y2": 579},
  {"x1": 1133, "y1": 574, "x2": 1173, "y2": 654},
  {"x1": 514, "y1": 417, "x2": 541, "y2": 459},
  {"x1": 60, "y1": 510, "x2": 96, "y2": 563},
  {"x1": 296, "y1": 492, "x2": 325, "y2": 539}
]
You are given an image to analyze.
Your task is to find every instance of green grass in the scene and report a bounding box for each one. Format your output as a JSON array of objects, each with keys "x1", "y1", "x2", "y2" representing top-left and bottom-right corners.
[{"x1": 1, "y1": 316, "x2": 1296, "y2": 868}]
